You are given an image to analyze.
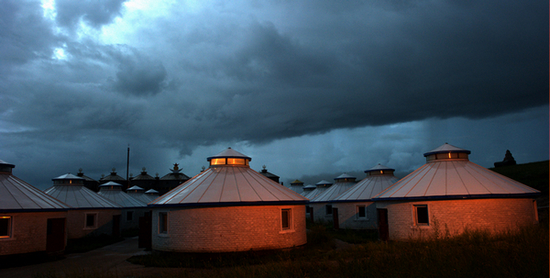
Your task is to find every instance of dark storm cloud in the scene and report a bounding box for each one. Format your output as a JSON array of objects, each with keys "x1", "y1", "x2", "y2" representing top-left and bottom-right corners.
[
  {"x1": 170, "y1": 0, "x2": 547, "y2": 144},
  {"x1": 111, "y1": 48, "x2": 168, "y2": 96},
  {"x1": 55, "y1": 0, "x2": 127, "y2": 30},
  {"x1": 0, "y1": 0, "x2": 547, "y2": 188},
  {"x1": 0, "y1": 0, "x2": 58, "y2": 67}
]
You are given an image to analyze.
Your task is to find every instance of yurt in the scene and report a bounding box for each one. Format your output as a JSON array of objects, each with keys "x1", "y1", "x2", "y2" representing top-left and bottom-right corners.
[
  {"x1": 149, "y1": 147, "x2": 308, "y2": 253},
  {"x1": 0, "y1": 159, "x2": 70, "y2": 256},
  {"x1": 301, "y1": 184, "x2": 316, "y2": 197},
  {"x1": 98, "y1": 181, "x2": 147, "y2": 230},
  {"x1": 304, "y1": 180, "x2": 333, "y2": 200},
  {"x1": 309, "y1": 174, "x2": 357, "y2": 223},
  {"x1": 45, "y1": 174, "x2": 122, "y2": 239},
  {"x1": 158, "y1": 164, "x2": 191, "y2": 195},
  {"x1": 127, "y1": 185, "x2": 154, "y2": 204},
  {"x1": 145, "y1": 189, "x2": 160, "y2": 202},
  {"x1": 332, "y1": 164, "x2": 399, "y2": 229},
  {"x1": 373, "y1": 143, "x2": 541, "y2": 241},
  {"x1": 258, "y1": 165, "x2": 280, "y2": 183}
]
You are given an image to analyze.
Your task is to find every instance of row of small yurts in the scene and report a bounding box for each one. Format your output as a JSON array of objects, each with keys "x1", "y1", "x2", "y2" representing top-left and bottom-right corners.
[
  {"x1": 0, "y1": 143, "x2": 542, "y2": 257},
  {"x1": 290, "y1": 143, "x2": 540, "y2": 240},
  {"x1": 0, "y1": 159, "x2": 159, "y2": 257}
]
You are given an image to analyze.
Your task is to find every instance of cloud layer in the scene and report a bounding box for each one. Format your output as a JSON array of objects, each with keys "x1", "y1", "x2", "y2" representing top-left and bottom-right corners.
[{"x1": 0, "y1": 0, "x2": 547, "y2": 188}]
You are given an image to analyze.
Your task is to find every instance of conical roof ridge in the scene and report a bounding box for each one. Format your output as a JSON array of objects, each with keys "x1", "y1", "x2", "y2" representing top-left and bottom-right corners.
[
  {"x1": 365, "y1": 164, "x2": 395, "y2": 172},
  {"x1": 424, "y1": 143, "x2": 471, "y2": 157},
  {"x1": 207, "y1": 147, "x2": 251, "y2": 161}
]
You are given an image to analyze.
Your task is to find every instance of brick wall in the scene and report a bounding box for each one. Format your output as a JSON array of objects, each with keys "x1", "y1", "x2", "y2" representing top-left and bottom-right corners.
[
  {"x1": 377, "y1": 198, "x2": 539, "y2": 240},
  {"x1": 310, "y1": 202, "x2": 333, "y2": 223},
  {"x1": 152, "y1": 205, "x2": 307, "y2": 252},
  {"x1": 0, "y1": 211, "x2": 67, "y2": 256},
  {"x1": 66, "y1": 209, "x2": 121, "y2": 239},
  {"x1": 333, "y1": 202, "x2": 378, "y2": 229}
]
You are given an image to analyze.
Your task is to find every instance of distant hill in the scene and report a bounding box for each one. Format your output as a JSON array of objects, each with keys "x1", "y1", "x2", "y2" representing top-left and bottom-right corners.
[{"x1": 490, "y1": 160, "x2": 549, "y2": 207}]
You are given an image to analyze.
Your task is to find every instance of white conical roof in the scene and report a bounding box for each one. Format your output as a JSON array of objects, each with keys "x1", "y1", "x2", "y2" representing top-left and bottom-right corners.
[
  {"x1": 310, "y1": 174, "x2": 357, "y2": 202},
  {"x1": 45, "y1": 173, "x2": 121, "y2": 209},
  {"x1": 150, "y1": 148, "x2": 307, "y2": 207},
  {"x1": 335, "y1": 164, "x2": 398, "y2": 202},
  {"x1": 98, "y1": 182, "x2": 146, "y2": 207},
  {"x1": 127, "y1": 185, "x2": 145, "y2": 192},
  {"x1": 374, "y1": 144, "x2": 540, "y2": 201},
  {"x1": 0, "y1": 160, "x2": 70, "y2": 211},
  {"x1": 303, "y1": 180, "x2": 333, "y2": 199}
]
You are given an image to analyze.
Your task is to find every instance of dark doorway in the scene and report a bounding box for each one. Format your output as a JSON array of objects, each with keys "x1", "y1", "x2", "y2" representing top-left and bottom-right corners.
[
  {"x1": 377, "y1": 209, "x2": 389, "y2": 241},
  {"x1": 139, "y1": 211, "x2": 152, "y2": 249},
  {"x1": 46, "y1": 218, "x2": 66, "y2": 253},
  {"x1": 112, "y1": 215, "x2": 121, "y2": 238},
  {"x1": 332, "y1": 207, "x2": 339, "y2": 230},
  {"x1": 309, "y1": 207, "x2": 314, "y2": 222}
]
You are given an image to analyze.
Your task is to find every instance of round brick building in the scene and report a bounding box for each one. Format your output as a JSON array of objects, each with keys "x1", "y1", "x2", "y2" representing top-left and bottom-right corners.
[
  {"x1": 149, "y1": 148, "x2": 308, "y2": 252},
  {"x1": 373, "y1": 143, "x2": 540, "y2": 241}
]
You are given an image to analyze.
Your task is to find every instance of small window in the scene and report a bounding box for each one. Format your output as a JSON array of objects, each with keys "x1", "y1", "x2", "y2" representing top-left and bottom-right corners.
[
  {"x1": 127, "y1": 211, "x2": 134, "y2": 221},
  {"x1": 281, "y1": 209, "x2": 292, "y2": 230},
  {"x1": 159, "y1": 212, "x2": 168, "y2": 234},
  {"x1": 305, "y1": 205, "x2": 310, "y2": 214},
  {"x1": 0, "y1": 216, "x2": 12, "y2": 238},
  {"x1": 210, "y1": 158, "x2": 226, "y2": 165},
  {"x1": 227, "y1": 158, "x2": 245, "y2": 165},
  {"x1": 415, "y1": 205, "x2": 429, "y2": 225},
  {"x1": 357, "y1": 205, "x2": 366, "y2": 219},
  {"x1": 85, "y1": 213, "x2": 97, "y2": 229},
  {"x1": 326, "y1": 205, "x2": 333, "y2": 215}
]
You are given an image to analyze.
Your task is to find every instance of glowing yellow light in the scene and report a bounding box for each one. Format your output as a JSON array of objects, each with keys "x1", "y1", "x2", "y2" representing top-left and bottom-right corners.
[
  {"x1": 227, "y1": 158, "x2": 245, "y2": 165},
  {"x1": 210, "y1": 158, "x2": 226, "y2": 165}
]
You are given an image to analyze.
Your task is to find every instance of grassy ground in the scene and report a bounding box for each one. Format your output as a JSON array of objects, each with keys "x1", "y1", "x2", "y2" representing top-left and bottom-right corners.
[{"x1": 126, "y1": 221, "x2": 548, "y2": 278}]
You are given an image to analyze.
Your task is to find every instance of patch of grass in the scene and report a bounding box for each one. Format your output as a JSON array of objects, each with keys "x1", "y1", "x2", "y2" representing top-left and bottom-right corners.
[
  {"x1": 65, "y1": 234, "x2": 123, "y2": 254},
  {"x1": 127, "y1": 223, "x2": 548, "y2": 278}
]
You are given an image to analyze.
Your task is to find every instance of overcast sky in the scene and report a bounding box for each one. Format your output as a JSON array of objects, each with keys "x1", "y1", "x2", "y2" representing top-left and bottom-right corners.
[{"x1": 1, "y1": 0, "x2": 548, "y2": 190}]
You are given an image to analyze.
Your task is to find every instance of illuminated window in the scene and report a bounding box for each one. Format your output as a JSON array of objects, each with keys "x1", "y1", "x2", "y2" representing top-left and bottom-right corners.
[
  {"x1": 85, "y1": 213, "x2": 97, "y2": 229},
  {"x1": 0, "y1": 216, "x2": 12, "y2": 238},
  {"x1": 227, "y1": 158, "x2": 245, "y2": 165},
  {"x1": 281, "y1": 209, "x2": 292, "y2": 230},
  {"x1": 210, "y1": 158, "x2": 226, "y2": 165},
  {"x1": 414, "y1": 205, "x2": 429, "y2": 225},
  {"x1": 356, "y1": 205, "x2": 366, "y2": 219},
  {"x1": 326, "y1": 204, "x2": 333, "y2": 215},
  {"x1": 159, "y1": 212, "x2": 168, "y2": 234}
]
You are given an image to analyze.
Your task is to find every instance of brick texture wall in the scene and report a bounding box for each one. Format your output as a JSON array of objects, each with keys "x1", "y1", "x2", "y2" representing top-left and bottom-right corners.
[
  {"x1": 66, "y1": 209, "x2": 121, "y2": 239},
  {"x1": 333, "y1": 202, "x2": 378, "y2": 229},
  {"x1": 152, "y1": 205, "x2": 307, "y2": 252},
  {"x1": 377, "y1": 198, "x2": 538, "y2": 240},
  {"x1": 0, "y1": 211, "x2": 67, "y2": 256}
]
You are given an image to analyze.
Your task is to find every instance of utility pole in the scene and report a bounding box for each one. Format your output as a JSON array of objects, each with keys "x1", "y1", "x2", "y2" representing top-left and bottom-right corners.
[{"x1": 126, "y1": 144, "x2": 130, "y2": 190}]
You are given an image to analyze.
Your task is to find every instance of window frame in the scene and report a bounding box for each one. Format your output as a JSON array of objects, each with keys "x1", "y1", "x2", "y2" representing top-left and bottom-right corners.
[
  {"x1": 0, "y1": 216, "x2": 12, "y2": 239},
  {"x1": 126, "y1": 210, "x2": 134, "y2": 222},
  {"x1": 84, "y1": 212, "x2": 98, "y2": 229},
  {"x1": 356, "y1": 205, "x2": 367, "y2": 220},
  {"x1": 281, "y1": 208, "x2": 292, "y2": 231},
  {"x1": 325, "y1": 204, "x2": 333, "y2": 216},
  {"x1": 414, "y1": 205, "x2": 429, "y2": 226},
  {"x1": 159, "y1": 212, "x2": 168, "y2": 234}
]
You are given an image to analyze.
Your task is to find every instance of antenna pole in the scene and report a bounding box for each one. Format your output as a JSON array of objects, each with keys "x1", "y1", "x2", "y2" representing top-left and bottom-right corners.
[{"x1": 126, "y1": 144, "x2": 130, "y2": 190}]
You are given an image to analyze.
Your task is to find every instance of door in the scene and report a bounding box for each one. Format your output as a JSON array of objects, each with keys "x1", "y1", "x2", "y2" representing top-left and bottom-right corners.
[
  {"x1": 332, "y1": 207, "x2": 339, "y2": 230},
  {"x1": 46, "y1": 218, "x2": 66, "y2": 253},
  {"x1": 112, "y1": 215, "x2": 121, "y2": 238},
  {"x1": 377, "y1": 209, "x2": 389, "y2": 241},
  {"x1": 138, "y1": 211, "x2": 152, "y2": 249}
]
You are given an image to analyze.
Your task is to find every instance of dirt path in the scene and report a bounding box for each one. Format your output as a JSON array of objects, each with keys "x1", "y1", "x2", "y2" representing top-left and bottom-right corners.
[{"x1": 0, "y1": 237, "x2": 184, "y2": 278}]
